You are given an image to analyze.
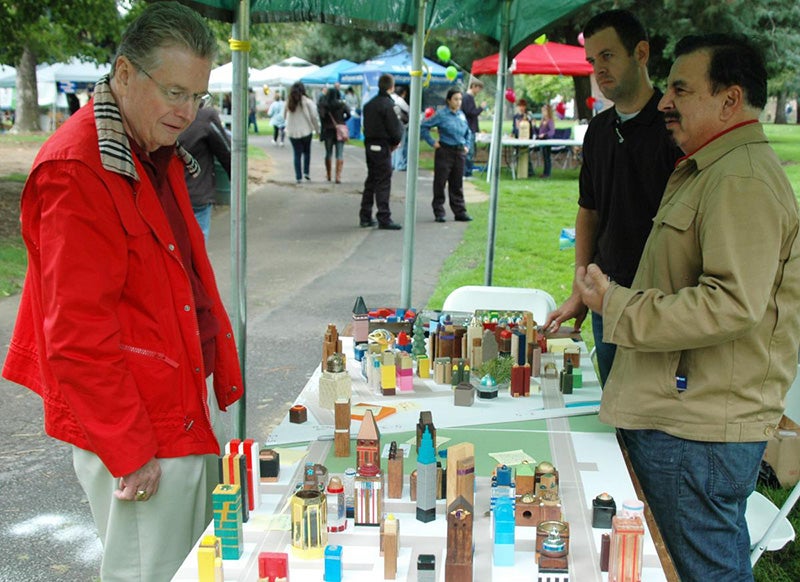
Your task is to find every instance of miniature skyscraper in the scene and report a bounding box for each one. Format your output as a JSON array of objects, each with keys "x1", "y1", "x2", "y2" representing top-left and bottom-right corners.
[
  {"x1": 356, "y1": 408, "x2": 381, "y2": 470},
  {"x1": 416, "y1": 426, "x2": 437, "y2": 523}
]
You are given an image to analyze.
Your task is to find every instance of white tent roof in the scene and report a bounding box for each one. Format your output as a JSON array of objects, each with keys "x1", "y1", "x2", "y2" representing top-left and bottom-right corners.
[
  {"x1": 0, "y1": 58, "x2": 110, "y2": 89},
  {"x1": 209, "y1": 61, "x2": 261, "y2": 93},
  {"x1": 38, "y1": 59, "x2": 111, "y2": 83},
  {"x1": 250, "y1": 56, "x2": 318, "y2": 87}
]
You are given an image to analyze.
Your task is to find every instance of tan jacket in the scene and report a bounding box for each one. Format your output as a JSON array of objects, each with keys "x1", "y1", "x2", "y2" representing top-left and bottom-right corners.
[{"x1": 600, "y1": 122, "x2": 800, "y2": 442}]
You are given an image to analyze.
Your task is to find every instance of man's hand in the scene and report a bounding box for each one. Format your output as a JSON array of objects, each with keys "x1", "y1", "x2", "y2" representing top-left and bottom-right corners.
[
  {"x1": 576, "y1": 264, "x2": 610, "y2": 314},
  {"x1": 544, "y1": 292, "x2": 588, "y2": 333},
  {"x1": 114, "y1": 457, "x2": 162, "y2": 502}
]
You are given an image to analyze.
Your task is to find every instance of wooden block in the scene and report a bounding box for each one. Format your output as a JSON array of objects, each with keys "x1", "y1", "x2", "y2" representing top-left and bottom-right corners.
[
  {"x1": 289, "y1": 404, "x2": 307, "y2": 423},
  {"x1": 387, "y1": 442, "x2": 404, "y2": 499}
]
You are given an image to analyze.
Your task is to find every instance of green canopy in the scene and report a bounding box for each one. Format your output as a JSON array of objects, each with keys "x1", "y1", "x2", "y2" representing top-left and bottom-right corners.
[
  {"x1": 174, "y1": 0, "x2": 598, "y2": 438},
  {"x1": 180, "y1": 0, "x2": 593, "y2": 56}
]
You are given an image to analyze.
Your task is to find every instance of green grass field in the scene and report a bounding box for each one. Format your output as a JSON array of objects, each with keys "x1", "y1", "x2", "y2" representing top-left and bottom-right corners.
[{"x1": 424, "y1": 123, "x2": 800, "y2": 582}]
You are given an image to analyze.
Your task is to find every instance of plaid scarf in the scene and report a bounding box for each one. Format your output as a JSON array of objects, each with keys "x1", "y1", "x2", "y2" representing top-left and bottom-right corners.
[{"x1": 92, "y1": 74, "x2": 200, "y2": 181}]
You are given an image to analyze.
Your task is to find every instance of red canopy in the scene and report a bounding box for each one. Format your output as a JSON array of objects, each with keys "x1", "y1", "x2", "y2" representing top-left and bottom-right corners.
[{"x1": 471, "y1": 41, "x2": 593, "y2": 76}]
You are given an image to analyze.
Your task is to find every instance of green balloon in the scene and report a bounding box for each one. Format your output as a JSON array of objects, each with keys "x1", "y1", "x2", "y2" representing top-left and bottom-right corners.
[
  {"x1": 445, "y1": 66, "x2": 458, "y2": 80},
  {"x1": 437, "y1": 45, "x2": 451, "y2": 62}
]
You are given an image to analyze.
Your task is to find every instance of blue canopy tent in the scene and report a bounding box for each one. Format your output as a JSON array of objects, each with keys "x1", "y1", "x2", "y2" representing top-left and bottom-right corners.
[
  {"x1": 299, "y1": 58, "x2": 357, "y2": 86},
  {"x1": 340, "y1": 43, "x2": 459, "y2": 108}
]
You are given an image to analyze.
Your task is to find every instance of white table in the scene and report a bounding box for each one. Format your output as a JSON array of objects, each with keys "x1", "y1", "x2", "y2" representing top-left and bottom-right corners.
[
  {"x1": 475, "y1": 134, "x2": 584, "y2": 179},
  {"x1": 173, "y1": 335, "x2": 675, "y2": 581}
]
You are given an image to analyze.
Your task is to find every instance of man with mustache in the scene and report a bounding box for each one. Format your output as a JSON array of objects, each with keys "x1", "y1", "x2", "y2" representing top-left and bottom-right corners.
[
  {"x1": 545, "y1": 9, "x2": 681, "y2": 385},
  {"x1": 578, "y1": 34, "x2": 800, "y2": 581}
]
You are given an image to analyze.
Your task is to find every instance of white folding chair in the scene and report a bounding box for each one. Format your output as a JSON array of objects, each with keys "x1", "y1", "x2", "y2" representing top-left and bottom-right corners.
[
  {"x1": 441, "y1": 285, "x2": 557, "y2": 325},
  {"x1": 747, "y1": 363, "x2": 800, "y2": 565}
]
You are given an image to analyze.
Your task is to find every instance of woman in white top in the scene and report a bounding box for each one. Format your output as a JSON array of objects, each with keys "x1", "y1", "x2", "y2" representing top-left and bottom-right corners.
[{"x1": 284, "y1": 81, "x2": 320, "y2": 183}]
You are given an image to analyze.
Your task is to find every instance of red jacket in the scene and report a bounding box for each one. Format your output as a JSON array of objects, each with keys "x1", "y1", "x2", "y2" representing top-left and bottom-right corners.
[{"x1": 2, "y1": 102, "x2": 243, "y2": 477}]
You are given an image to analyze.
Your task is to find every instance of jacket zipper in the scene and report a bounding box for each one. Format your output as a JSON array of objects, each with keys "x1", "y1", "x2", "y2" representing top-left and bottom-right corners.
[{"x1": 119, "y1": 344, "x2": 179, "y2": 368}]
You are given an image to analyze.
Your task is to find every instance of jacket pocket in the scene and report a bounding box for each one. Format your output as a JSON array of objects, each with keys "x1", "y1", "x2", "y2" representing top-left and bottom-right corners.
[
  {"x1": 659, "y1": 200, "x2": 696, "y2": 232},
  {"x1": 119, "y1": 344, "x2": 179, "y2": 368}
]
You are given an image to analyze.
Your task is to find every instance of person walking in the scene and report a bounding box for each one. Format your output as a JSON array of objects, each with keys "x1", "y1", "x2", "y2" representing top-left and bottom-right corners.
[
  {"x1": 1, "y1": 3, "x2": 244, "y2": 581},
  {"x1": 247, "y1": 87, "x2": 259, "y2": 133},
  {"x1": 461, "y1": 78, "x2": 486, "y2": 177},
  {"x1": 317, "y1": 86, "x2": 350, "y2": 183},
  {"x1": 391, "y1": 85, "x2": 410, "y2": 171},
  {"x1": 578, "y1": 33, "x2": 800, "y2": 582},
  {"x1": 179, "y1": 106, "x2": 231, "y2": 240},
  {"x1": 420, "y1": 87, "x2": 473, "y2": 223},
  {"x1": 285, "y1": 81, "x2": 319, "y2": 184},
  {"x1": 544, "y1": 9, "x2": 682, "y2": 385},
  {"x1": 267, "y1": 93, "x2": 286, "y2": 146},
  {"x1": 359, "y1": 73, "x2": 403, "y2": 230}
]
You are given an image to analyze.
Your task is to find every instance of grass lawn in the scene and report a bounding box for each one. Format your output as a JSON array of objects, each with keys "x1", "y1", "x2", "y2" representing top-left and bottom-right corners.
[{"x1": 424, "y1": 123, "x2": 800, "y2": 582}]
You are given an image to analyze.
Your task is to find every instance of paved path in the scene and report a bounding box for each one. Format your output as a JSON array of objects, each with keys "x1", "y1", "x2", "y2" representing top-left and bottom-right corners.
[{"x1": 0, "y1": 134, "x2": 484, "y2": 581}]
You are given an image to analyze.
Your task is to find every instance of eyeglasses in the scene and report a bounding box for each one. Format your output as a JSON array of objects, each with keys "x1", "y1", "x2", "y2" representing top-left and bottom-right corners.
[{"x1": 137, "y1": 66, "x2": 212, "y2": 109}]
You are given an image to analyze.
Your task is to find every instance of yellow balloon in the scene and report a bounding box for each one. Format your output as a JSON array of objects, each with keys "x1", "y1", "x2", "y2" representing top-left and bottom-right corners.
[
  {"x1": 535, "y1": 34, "x2": 548, "y2": 45},
  {"x1": 263, "y1": 85, "x2": 270, "y2": 95}
]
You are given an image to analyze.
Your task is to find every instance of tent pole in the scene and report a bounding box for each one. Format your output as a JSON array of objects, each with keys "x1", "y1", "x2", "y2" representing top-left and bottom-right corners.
[
  {"x1": 400, "y1": 0, "x2": 427, "y2": 309},
  {"x1": 231, "y1": 0, "x2": 250, "y2": 440},
  {"x1": 484, "y1": 0, "x2": 512, "y2": 286}
]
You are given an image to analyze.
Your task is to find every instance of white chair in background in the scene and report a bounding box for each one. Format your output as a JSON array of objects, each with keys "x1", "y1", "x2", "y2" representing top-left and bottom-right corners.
[
  {"x1": 441, "y1": 285, "x2": 557, "y2": 325},
  {"x1": 747, "y1": 363, "x2": 800, "y2": 566}
]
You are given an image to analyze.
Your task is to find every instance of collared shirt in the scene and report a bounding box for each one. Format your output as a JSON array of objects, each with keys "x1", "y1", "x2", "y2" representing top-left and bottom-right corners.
[
  {"x1": 578, "y1": 89, "x2": 682, "y2": 286},
  {"x1": 600, "y1": 121, "x2": 800, "y2": 442},
  {"x1": 420, "y1": 107, "x2": 470, "y2": 148}
]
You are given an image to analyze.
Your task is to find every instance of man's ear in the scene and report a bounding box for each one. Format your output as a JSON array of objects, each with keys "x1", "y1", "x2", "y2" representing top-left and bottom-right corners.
[
  {"x1": 635, "y1": 40, "x2": 650, "y2": 67},
  {"x1": 720, "y1": 85, "x2": 743, "y2": 121}
]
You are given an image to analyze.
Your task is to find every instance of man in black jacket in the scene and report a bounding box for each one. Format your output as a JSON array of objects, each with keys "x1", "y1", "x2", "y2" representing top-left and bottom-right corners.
[
  {"x1": 179, "y1": 107, "x2": 231, "y2": 240},
  {"x1": 360, "y1": 73, "x2": 404, "y2": 230},
  {"x1": 461, "y1": 79, "x2": 486, "y2": 177}
]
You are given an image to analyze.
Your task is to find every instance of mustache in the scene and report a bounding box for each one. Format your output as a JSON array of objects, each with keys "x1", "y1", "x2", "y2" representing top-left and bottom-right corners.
[{"x1": 664, "y1": 112, "x2": 680, "y2": 123}]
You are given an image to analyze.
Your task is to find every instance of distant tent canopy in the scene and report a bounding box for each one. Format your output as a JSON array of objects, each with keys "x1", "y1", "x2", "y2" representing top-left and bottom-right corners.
[
  {"x1": 299, "y1": 59, "x2": 357, "y2": 86},
  {"x1": 471, "y1": 41, "x2": 593, "y2": 77},
  {"x1": 340, "y1": 44, "x2": 458, "y2": 87},
  {"x1": 341, "y1": 44, "x2": 461, "y2": 109},
  {"x1": 208, "y1": 61, "x2": 262, "y2": 92},
  {"x1": 0, "y1": 58, "x2": 110, "y2": 107},
  {"x1": 251, "y1": 56, "x2": 319, "y2": 88}
]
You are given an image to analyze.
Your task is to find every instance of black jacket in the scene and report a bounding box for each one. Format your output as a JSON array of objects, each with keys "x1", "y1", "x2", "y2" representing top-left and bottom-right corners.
[
  {"x1": 179, "y1": 108, "x2": 231, "y2": 207},
  {"x1": 362, "y1": 91, "x2": 403, "y2": 146}
]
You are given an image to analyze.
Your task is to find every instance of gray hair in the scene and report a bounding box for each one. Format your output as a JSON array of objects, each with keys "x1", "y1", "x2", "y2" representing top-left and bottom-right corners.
[{"x1": 112, "y1": 1, "x2": 217, "y2": 75}]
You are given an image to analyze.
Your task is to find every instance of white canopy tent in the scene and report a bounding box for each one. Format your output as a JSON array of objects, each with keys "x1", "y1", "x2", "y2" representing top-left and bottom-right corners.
[
  {"x1": 208, "y1": 61, "x2": 261, "y2": 92},
  {"x1": 250, "y1": 56, "x2": 318, "y2": 88}
]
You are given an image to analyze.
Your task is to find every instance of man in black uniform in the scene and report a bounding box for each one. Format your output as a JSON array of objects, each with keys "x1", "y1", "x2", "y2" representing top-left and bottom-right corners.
[
  {"x1": 544, "y1": 9, "x2": 682, "y2": 384},
  {"x1": 360, "y1": 73, "x2": 404, "y2": 230}
]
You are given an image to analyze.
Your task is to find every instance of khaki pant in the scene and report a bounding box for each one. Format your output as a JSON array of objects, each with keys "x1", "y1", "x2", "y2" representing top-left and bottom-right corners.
[
  {"x1": 74, "y1": 378, "x2": 231, "y2": 581},
  {"x1": 73, "y1": 448, "x2": 212, "y2": 582}
]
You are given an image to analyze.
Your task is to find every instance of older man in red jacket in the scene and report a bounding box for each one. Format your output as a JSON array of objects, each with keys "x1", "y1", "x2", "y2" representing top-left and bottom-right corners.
[{"x1": 2, "y1": 3, "x2": 243, "y2": 581}]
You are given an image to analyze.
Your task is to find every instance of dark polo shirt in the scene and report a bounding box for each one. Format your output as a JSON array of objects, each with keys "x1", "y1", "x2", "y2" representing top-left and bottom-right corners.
[{"x1": 578, "y1": 89, "x2": 683, "y2": 287}]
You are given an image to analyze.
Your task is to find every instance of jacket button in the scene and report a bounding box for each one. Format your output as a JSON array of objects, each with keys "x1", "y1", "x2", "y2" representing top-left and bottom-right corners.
[
  {"x1": 226, "y1": 333, "x2": 232, "y2": 339},
  {"x1": 184, "y1": 305, "x2": 191, "y2": 311},
  {"x1": 168, "y1": 244, "x2": 175, "y2": 251},
  {"x1": 195, "y1": 367, "x2": 201, "y2": 373},
  {"x1": 231, "y1": 386, "x2": 238, "y2": 391}
]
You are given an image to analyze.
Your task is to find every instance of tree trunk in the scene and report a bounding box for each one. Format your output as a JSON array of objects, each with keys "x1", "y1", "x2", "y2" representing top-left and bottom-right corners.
[
  {"x1": 775, "y1": 90, "x2": 787, "y2": 125},
  {"x1": 573, "y1": 76, "x2": 591, "y2": 121},
  {"x1": 13, "y1": 45, "x2": 41, "y2": 133}
]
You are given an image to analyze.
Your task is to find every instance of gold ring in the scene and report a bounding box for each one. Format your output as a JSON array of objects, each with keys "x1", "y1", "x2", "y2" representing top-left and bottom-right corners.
[{"x1": 135, "y1": 489, "x2": 148, "y2": 501}]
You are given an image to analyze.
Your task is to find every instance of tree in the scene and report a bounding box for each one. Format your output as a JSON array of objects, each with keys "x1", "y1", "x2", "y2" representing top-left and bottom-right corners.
[{"x1": 0, "y1": 1, "x2": 122, "y2": 132}]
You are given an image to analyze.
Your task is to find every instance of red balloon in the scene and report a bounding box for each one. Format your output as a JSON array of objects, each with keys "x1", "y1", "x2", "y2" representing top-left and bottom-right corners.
[
  {"x1": 424, "y1": 106, "x2": 435, "y2": 119},
  {"x1": 505, "y1": 89, "x2": 516, "y2": 103},
  {"x1": 585, "y1": 96, "x2": 596, "y2": 110}
]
